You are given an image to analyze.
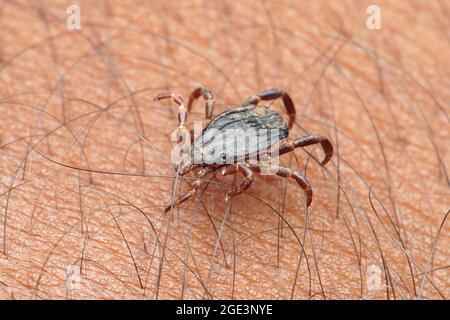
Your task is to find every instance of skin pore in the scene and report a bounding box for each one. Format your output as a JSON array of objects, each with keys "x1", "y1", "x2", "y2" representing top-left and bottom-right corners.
[{"x1": 0, "y1": 0, "x2": 448, "y2": 299}]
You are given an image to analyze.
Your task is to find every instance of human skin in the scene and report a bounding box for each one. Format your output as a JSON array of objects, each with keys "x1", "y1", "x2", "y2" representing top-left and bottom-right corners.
[{"x1": 0, "y1": 0, "x2": 448, "y2": 299}]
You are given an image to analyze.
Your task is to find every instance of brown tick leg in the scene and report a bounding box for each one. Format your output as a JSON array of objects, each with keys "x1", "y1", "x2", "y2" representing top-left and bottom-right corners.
[
  {"x1": 188, "y1": 86, "x2": 215, "y2": 120},
  {"x1": 279, "y1": 134, "x2": 333, "y2": 166},
  {"x1": 154, "y1": 92, "x2": 187, "y2": 129},
  {"x1": 222, "y1": 164, "x2": 254, "y2": 198},
  {"x1": 241, "y1": 88, "x2": 296, "y2": 129},
  {"x1": 220, "y1": 164, "x2": 238, "y2": 176},
  {"x1": 249, "y1": 165, "x2": 313, "y2": 207},
  {"x1": 164, "y1": 166, "x2": 212, "y2": 212}
]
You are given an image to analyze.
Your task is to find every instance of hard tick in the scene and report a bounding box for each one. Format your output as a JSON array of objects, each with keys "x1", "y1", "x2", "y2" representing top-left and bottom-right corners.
[{"x1": 155, "y1": 87, "x2": 333, "y2": 212}]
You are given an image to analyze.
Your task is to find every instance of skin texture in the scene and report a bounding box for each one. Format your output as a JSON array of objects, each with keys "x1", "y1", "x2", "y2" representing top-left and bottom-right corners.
[{"x1": 0, "y1": 0, "x2": 448, "y2": 300}]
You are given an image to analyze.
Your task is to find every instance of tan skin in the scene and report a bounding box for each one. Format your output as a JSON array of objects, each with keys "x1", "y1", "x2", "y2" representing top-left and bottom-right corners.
[{"x1": 0, "y1": 1, "x2": 448, "y2": 299}]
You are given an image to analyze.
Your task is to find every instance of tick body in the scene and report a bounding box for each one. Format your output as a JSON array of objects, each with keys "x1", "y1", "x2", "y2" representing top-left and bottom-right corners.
[
  {"x1": 194, "y1": 105, "x2": 288, "y2": 164},
  {"x1": 155, "y1": 87, "x2": 333, "y2": 212}
]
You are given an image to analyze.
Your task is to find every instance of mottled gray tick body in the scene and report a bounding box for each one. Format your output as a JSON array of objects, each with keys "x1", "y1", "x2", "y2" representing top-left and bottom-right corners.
[{"x1": 194, "y1": 105, "x2": 288, "y2": 164}]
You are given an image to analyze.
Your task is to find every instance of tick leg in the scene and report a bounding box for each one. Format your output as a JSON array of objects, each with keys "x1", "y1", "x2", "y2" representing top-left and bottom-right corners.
[
  {"x1": 164, "y1": 167, "x2": 212, "y2": 212},
  {"x1": 188, "y1": 86, "x2": 215, "y2": 120},
  {"x1": 154, "y1": 92, "x2": 187, "y2": 129},
  {"x1": 278, "y1": 134, "x2": 333, "y2": 166},
  {"x1": 220, "y1": 164, "x2": 238, "y2": 176},
  {"x1": 178, "y1": 162, "x2": 200, "y2": 176},
  {"x1": 220, "y1": 164, "x2": 254, "y2": 197},
  {"x1": 249, "y1": 165, "x2": 313, "y2": 207},
  {"x1": 242, "y1": 88, "x2": 296, "y2": 129}
]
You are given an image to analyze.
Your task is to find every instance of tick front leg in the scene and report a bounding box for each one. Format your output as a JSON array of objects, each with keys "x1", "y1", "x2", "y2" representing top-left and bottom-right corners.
[
  {"x1": 242, "y1": 88, "x2": 296, "y2": 129},
  {"x1": 188, "y1": 86, "x2": 215, "y2": 120},
  {"x1": 279, "y1": 134, "x2": 333, "y2": 166},
  {"x1": 164, "y1": 167, "x2": 211, "y2": 212},
  {"x1": 154, "y1": 92, "x2": 188, "y2": 129},
  {"x1": 249, "y1": 165, "x2": 313, "y2": 207},
  {"x1": 220, "y1": 164, "x2": 254, "y2": 198}
]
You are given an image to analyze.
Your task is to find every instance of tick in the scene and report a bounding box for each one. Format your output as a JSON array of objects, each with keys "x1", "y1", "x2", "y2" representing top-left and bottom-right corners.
[{"x1": 155, "y1": 87, "x2": 333, "y2": 212}]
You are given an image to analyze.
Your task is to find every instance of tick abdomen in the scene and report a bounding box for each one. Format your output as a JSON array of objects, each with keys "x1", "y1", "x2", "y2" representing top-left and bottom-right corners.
[{"x1": 193, "y1": 105, "x2": 289, "y2": 164}]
